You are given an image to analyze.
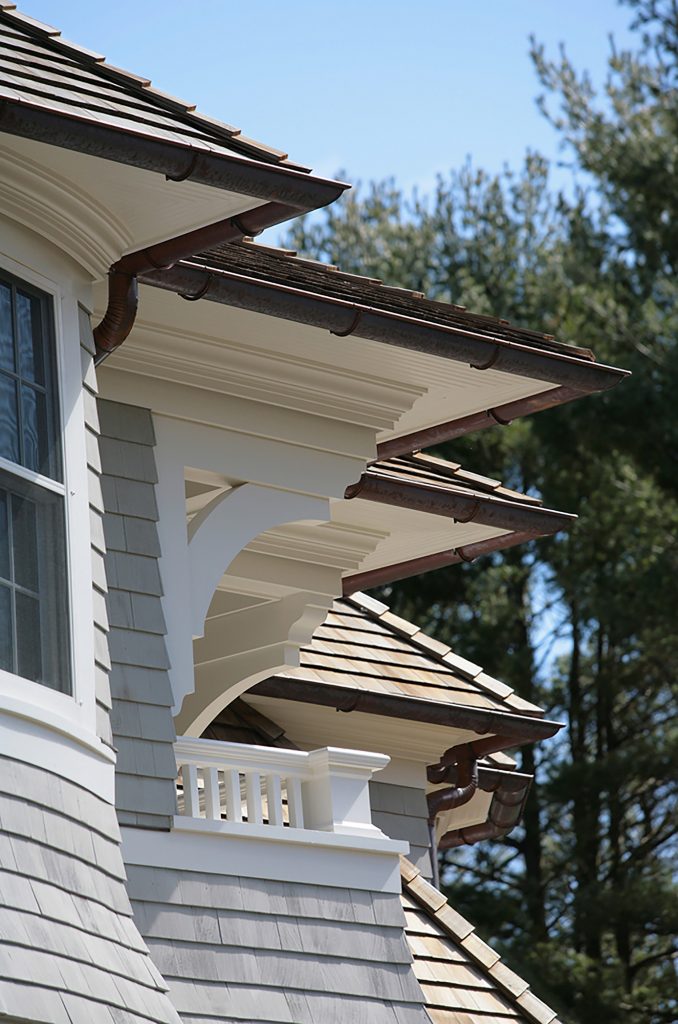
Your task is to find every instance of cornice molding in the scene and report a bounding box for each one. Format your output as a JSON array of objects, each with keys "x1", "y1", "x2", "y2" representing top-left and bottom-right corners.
[
  {"x1": 0, "y1": 143, "x2": 129, "y2": 277},
  {"x1": 108, "y1": 317, "x2": 424, "y2": 432}
]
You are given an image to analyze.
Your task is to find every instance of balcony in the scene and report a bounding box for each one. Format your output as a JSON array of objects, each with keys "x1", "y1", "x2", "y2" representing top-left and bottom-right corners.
[{"x1": 174, "y1": 736, "x2": 393, "y2": 841}]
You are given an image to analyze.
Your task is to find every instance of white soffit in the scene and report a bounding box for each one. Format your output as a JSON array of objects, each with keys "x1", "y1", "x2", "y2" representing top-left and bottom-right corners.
[
  {"x1": 100, "y1": 285, "x2": 561, "y2": 444},
  {"x1": 2, "y1": 135, "x2": 267, "y2": 276},
  {"x1": 244, "y1": 694, "x2": 488, "y2": 764},
  {"x1": 326, "y1": 499, "x2": 510, "y2": 575}
]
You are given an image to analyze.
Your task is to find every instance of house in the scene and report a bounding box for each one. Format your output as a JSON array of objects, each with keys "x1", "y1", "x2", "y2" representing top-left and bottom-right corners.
[{"x1": 0, "y1": 5, "x2": 628, "y2": 1023}]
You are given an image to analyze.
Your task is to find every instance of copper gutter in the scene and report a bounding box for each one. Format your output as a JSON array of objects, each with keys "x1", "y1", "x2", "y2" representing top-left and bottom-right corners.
[
  {"x1": 138, "y1": 261, "x2": 629, "y2": 395},
  {"x1": 93, "y1": 201, "x2": 304, "y2": 362},
  {"x1": 342, "y1": 529, "x2": 544, "y2": 595},
  {"x1": 250, "y1": 677, "x2": 562, "y2": 743},
  {"x1": 375, "y1": 385, "x2": 583, "y2": 461},
  {"x1": 0, "y1": 97, "x2": 348, "y2": 209},
  {"x1": 344, "y1": 473, "x2": 572, "y2": 534}
]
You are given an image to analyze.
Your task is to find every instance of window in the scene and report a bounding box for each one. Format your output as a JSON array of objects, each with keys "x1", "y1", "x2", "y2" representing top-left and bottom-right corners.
[{"x1": 0, "y1": 269, "x2": 70, "y2": 693}]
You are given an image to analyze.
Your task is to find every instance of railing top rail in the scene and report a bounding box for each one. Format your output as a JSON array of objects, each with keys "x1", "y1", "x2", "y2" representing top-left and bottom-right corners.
[
  {"x1": 175, "y1": 736, "x2": 313, "y2": 777},
  {"x1": 174, "y1": 737, "x2": 390, "y2": 779}
]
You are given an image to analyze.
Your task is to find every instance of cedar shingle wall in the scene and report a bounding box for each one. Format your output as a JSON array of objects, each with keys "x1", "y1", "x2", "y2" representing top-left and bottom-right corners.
[
  {"x1": 127, "y1": 864, "x2": 431, "y2": 1024},
  {"x1": 98, "y1": 399, "x2": 178, "y2": 830},
  {"x1": 0, "y1": 756, "x2": 180, "y2": 1024},
  {"x1": 370, "y1": 781, "x2": 432, "y2": 881}
]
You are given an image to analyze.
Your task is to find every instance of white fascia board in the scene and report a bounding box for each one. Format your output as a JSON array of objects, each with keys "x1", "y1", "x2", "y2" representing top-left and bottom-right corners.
[{"x1": 122, "y1": 820, "x2": 408, "y2": 894}]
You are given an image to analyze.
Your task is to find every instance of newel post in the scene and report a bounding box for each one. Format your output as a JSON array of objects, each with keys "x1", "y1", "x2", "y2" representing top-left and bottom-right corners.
[{"x1": 302, "y1": 748, "x2": 390, "y2": 838}]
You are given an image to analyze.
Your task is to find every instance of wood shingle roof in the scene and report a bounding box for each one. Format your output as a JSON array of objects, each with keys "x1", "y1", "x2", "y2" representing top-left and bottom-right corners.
[
  {"x1": 0, "y1": 3, "x2": 303, "y2": 167},
  {"x1": 255, "y1": 591, "x2": 552, "y2": 726},
  {"x1": 401, "y1": 858, "x2": 562, "y2": 1024}
]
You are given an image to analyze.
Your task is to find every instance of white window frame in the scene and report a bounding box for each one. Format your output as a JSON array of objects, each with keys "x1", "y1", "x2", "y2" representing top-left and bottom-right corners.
[{"x1": 0, "y1": 252, "x2": 96, "y2": 738}]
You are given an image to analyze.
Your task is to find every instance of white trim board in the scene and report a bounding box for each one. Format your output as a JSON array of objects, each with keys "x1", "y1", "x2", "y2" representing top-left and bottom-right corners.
[{"x1": 122, "y1": 820, "x2": 408, "y2": 894}]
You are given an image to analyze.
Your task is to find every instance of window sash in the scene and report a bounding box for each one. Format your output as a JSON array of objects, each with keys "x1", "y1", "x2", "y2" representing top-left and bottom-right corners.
[{"x1": 0, "y1": 269, "x2": 71, "y2": 695}]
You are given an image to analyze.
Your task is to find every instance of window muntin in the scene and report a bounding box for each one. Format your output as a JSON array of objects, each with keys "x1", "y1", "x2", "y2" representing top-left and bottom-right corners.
[{"x1": 0, "y1": 269, "x2": 70, "y2": 693}]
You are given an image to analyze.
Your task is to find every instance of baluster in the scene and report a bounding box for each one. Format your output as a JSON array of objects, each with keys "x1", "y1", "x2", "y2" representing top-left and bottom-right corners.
[
  {"x1": 265, "y1": 773, "x2": 283, "y2": 826},
  {"x1": 286, "y1": 776, "x2": 304, "y2": 829},
  {"x1": 181, "y1": 764, "x2": 199, "y2": 818},
  {"x1": 223, "y1": 768, "x2": 243, "y2": 823},
  {"x1": 245, "y1": 771, "x2": 263, "y2": 824},
  {"x1": 203, "y1": 766, "x2": 221, "y2": 820}
]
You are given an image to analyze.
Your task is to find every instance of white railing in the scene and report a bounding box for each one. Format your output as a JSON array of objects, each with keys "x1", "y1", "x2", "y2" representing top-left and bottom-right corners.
[{"x1": 174, "y1": 737, "x2": 390, "y2": 839}]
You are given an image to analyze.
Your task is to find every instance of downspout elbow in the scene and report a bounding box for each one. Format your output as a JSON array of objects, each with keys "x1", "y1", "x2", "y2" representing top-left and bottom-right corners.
[
  {"x1": 93, "y1": 268, "x2": 138, "y2": 365},
  {"x1": 427, "y1": 754, "x2": 479, "y2": 822}
]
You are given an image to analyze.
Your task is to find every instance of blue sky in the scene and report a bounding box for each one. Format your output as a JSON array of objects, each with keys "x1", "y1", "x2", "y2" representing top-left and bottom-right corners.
[{"x1": 26, "y1": 0, "x2": 636, "y2": 197}]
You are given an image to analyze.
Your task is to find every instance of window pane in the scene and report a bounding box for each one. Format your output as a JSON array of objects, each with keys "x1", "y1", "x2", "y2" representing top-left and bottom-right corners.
[
  {"x1": 0, "y1": 283, "x2": 13, "y2": 372},
  {"x1": 0, "y1": 584, "x2": 11, "y2": 672},
  {"x1": 16, "y1": 591, "x2": 41, "y2": 682},
  {"x1": 11, "y1": 492, "x2": 38, "y2": 592},
  {"x1": 0, "y1": 373, "x2": 19, "y2": 463},
  {"x1": 21, "y1": 384, "x2": 49, "y2": 475},
  {"x1": 0, "y1": 490, "x2": 8, "y2": 582},
  {"x1": 16, "y1": 290, "x2": 44, "y2": 385}
]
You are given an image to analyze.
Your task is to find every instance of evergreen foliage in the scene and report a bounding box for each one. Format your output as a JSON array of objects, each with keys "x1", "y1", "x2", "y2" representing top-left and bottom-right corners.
[{"x1": 285, "y1": 4, "x2": 678, "y2": 1020}]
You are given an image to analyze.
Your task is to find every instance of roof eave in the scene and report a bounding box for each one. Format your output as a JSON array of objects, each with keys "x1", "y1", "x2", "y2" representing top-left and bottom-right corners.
[
  {"x1": 251, "y1": 675, "x2": 563, "y2": 746},
  {"x1": 0, "y1": 96, "x2": 349, "y2": 210},
  {"x1": 138, "y1": 260, "x2": 629, "y2": 394}
]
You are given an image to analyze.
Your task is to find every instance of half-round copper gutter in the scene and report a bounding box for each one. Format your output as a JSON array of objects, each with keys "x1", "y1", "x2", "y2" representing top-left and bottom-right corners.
[
  {"x1": 342, "y1": 529, "x2": 547, "y2": 595},
  {"x1": 138, "y1": 261, "x2": 629, "y2": 394},
  {"x1": 93, "y1": 201, "x2": 303, "y2": 363}
]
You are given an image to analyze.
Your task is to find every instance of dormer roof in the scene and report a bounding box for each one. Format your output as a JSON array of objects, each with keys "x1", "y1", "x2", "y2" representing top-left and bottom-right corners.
[{"x1": 252, "y1": 592, "x2": 562, "y2": 755}]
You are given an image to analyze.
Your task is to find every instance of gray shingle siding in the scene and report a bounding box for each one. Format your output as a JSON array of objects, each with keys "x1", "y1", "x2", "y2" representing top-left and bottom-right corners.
[
  {"x1": 370, "y1": 782, "x2": 432, "y2": 880},
  {"x1": 0, "y1": 756, "x2": 180, "y2": 1024},
  {"x1": 127, "y1": 865, "x2": 430, "y2": 1023},
  {"x1": 99, "y1": 399, "x2": 177, "y2": 830}
]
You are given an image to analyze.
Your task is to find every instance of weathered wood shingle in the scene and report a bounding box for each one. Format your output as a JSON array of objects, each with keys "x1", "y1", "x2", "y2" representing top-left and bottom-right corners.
[
  {"x1": 127, "y1": 865, "x2": 432, "y2": 1023},
  {"x1": 0, "y1": 756, "x2": 180, "y2": 1024},
  {"x1": 99, "y1": 398, "x2": 177, "y2": 830}
]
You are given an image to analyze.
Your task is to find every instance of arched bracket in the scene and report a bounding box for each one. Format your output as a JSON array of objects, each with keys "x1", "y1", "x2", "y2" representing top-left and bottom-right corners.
[{"x1": 188, "y1": 483, "x2": 331, "y2": 639}]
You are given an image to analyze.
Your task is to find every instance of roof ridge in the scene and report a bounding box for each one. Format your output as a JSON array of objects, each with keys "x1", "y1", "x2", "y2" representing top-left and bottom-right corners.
[
  {"x1": 400, "y1": 856, "x2": 562, "y2": 1024},
  {"x1": 0, "y1": 4, "x2": 314, "y2": 171},
  {"x1": 345, "y1": 593, "x2": 545, "y2": 714}
]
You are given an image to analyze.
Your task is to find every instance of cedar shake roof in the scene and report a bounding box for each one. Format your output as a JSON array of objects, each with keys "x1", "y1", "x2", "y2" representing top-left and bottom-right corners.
[
  {"x1": 346, "y1": 452, "x2": 571, "y2": 536},
  {"x1": 0, "y1": 4, "x2": 302, "y2": 167},
  {"x1": 185, "y1": 240, "x2": 602, "y2": 360},
  {"x1": 252, "y1": 593, "x2": 562, "y2": 745},
  {"x1": 168, "y1": 238, "x2": 627, "y2": 382},
  {"x1": 0, "y1": 3, "x2": 348, "y2": 211},
  {"x1": 401, "y1": 858, "x2": 562, "y2": 1024}
]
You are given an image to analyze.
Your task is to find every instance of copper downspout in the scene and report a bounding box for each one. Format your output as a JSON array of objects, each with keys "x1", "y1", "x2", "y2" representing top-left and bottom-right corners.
[
  {"x1": 438, "y1": 776, "x2": 531, "y2": 850},
  {"x1": 426, "y1": 751, "x2": 478, "y2": 886},
  {"x1": 427, "y1": 756, "x2": 479, "y2": 819},
  {"x1": 342, "y1": 529, "x2": 540, "y2": 595},
  {"x1": 93, "y1": 201, "x2": 304, "y2": 363}
]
